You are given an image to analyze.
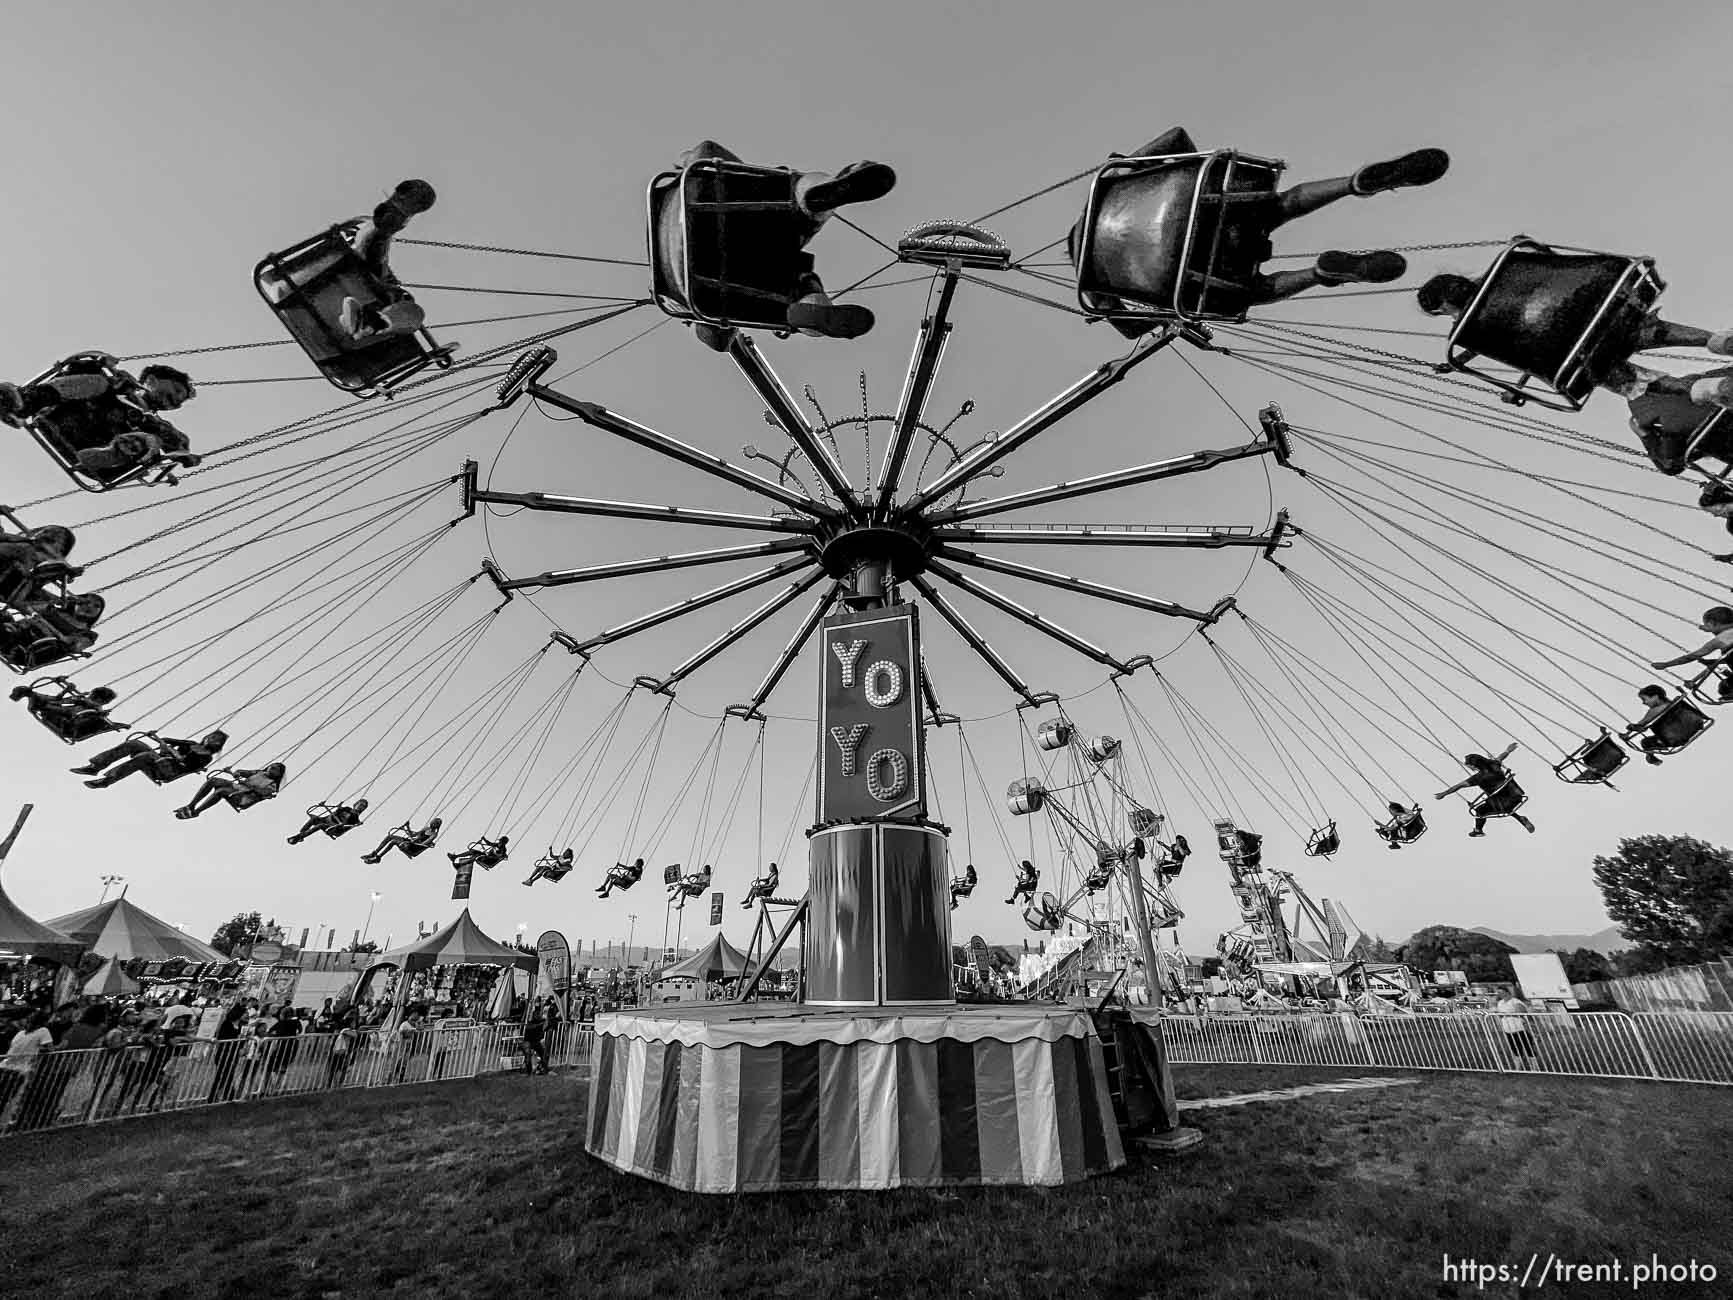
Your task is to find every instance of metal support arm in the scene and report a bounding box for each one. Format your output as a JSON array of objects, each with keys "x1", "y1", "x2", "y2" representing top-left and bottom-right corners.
[
  {"x1": 876, "y1": 270, "x2": 959, "y2": 517},
  {"x1": 926, "y1": 558, "x2": 1133, "y2": 675},
  {"x1": 724, "y1": 332, "x2": 858, "y2": 510},
  {"x1": 933, "y1": 546, "x2": 1225, "y2": 623},
  {"x1": 466, "y1": 486, "x2": 814, "y2": 535},
  {"x1": 569, "y1": 555, "x2": 814, "y2": 654},
  {"x1": 526, "y1": 380, "x2": 831, "y2": 518},
  {"x1": 908, "y1": 574, "x2": 1042, "y2": 707},
  {"x1": 486, "y1": 538, "x2": 812, "y2": 591},
  {"x1": 900, "y1": 328, "x2": 1177, "y2": 513},
  {"x1": 728, "y1": 581, "x2": 842, "y2": 720}
]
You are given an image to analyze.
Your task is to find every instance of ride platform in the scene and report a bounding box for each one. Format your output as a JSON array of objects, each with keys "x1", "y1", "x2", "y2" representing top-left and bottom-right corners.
[{"x1": 584, "y1": 1000, "x2": 1125, "y2": 1193}]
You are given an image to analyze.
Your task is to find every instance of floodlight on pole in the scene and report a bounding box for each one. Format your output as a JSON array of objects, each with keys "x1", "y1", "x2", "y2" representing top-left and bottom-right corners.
[{"x1": 362, "y1": 891, "x2": 381, "y2": 945}]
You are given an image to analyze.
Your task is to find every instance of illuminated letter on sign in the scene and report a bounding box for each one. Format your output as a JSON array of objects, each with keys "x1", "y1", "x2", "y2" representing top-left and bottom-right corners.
[
  {"x1": 865, "y1": 748, "x2": 909, "y2": 801},
  {"x1": 829, "y1": 724, "x2": 868, "y2": 776},
  {"x1": 864, "y1": 660, "x2": 903, "y2": 707},
  {"x1": 830, "y1": 639, "x2": 867, "y2": 688}
]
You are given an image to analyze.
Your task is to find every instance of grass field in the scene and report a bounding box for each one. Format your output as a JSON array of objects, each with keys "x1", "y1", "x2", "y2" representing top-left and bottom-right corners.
[{"x1": 2, "y1": 1064, "x2": 1729, "y2": 1300}]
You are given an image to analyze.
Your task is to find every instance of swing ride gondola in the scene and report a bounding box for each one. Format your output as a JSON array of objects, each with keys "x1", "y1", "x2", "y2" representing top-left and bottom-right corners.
[{"x1": 8, "y1": 127, "x2": 1733, "y2": 1189}]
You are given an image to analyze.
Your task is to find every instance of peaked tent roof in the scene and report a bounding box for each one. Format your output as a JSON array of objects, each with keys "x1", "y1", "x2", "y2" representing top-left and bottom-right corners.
[
  {"x1": 663, "y1": 932, "x2": 751, "y2": 981},
  {"x1": 83, "y1": 954, "x2": 141, "y2": 996},
  {"x1": 381, "y1": 908, "x2": 535, "y2": 972},
  {"x1": 0, "y1": 875, "x2": 83, "y2": 964},
  {"x1": 46, "y1": 897, "x2": 223, "y2": 964}
]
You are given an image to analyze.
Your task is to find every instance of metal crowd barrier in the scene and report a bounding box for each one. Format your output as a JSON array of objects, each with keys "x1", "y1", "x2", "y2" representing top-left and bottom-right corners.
[
  {"x1": 0, "y1": 1021, "x2": 595, "y2": 1139},
  {"x1": 1159, "y1": 1010, "x2": 1733, "y2": 1085}
]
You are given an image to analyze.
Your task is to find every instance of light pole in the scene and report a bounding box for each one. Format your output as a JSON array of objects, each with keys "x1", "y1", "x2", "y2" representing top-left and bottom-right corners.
[
  {"x1": 98, "y1": 874, "x2": 125, "y2": 904},
  {"x1": 362, "y1": 892, "x2": 381, "y2": 945},
  {"x1": 625, "y1": 913, "x2": 638, "y2": 966}
]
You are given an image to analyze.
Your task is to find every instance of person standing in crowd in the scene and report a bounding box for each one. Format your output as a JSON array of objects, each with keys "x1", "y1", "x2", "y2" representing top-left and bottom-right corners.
[
  {"x1": 326, "y1": 1008, "x2": 359, "y2": 1088},
  {"x1": 1496, "y1": 987, "x2": 1538, "y2": 1068},
  {"x1": 0, "y1": 1011, "x2": 53, "y2": 1126},
  {"x1": 263, "y1": 1003, "x2": 302, "y2": 1096},
  {"x1": 208, "y1": 1003, "x2": 247, "y2": 1103},
  {"x1": 521, "y1": 1002, "x2": 548, "y2": 1076}
]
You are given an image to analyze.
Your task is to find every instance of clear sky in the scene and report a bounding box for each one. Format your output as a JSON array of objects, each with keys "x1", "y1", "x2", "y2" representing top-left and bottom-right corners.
[{"x1": 4, "y1": 1, "x2": 1731, "y2": 964}]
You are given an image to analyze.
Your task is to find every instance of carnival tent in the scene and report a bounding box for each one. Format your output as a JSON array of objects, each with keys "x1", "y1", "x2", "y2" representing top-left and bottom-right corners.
[
  {"x1": 0, "y1": 874, "x2": 83, "y2": 964},
  {"x1": 380, "y1": 909, "x2": 536, "y2": 973},
  {"x1": 82, "y1": 955, "x2": 141, "y2": 997},
  {"x1": 46, "y1": 897, "x2": 224, "y2": 964},
  {"x1": 662, "y1": 933, "x2": 751, "y2": 982}
]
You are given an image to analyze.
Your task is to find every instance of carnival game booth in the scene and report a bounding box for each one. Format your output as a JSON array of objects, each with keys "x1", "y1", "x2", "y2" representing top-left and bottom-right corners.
[
  {"x1": 358, "y1": 908, "x2": 536, "y2": 1023},
  {"x1": 650, "y1": 933, "x2": 752, "y2": 1004}
]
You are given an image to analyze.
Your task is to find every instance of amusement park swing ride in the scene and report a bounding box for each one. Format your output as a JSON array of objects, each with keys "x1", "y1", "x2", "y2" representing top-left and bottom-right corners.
[{"x1": 8, "y1": 129, "x2": 1733, "y2": 1189}]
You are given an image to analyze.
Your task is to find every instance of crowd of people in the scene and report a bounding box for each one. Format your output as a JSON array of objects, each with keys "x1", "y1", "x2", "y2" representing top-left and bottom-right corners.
[{"x1": 0, "y1": 987, "x2": 582, "y2": 1134}]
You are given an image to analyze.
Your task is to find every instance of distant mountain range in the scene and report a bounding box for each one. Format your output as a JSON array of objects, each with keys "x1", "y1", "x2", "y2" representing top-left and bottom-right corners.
[{"x1": 1472, "y1": 925, "x2": 1626, "y2": 956}]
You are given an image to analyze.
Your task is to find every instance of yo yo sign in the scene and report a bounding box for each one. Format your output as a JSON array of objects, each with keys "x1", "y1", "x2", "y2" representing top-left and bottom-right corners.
[{"x1": 817, "y1": 602, "x2": 927, "y2": 822}]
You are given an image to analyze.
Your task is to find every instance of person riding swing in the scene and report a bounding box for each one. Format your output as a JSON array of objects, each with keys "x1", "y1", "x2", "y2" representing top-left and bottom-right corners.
[
  {"x1": 449, "y1": 834, "x2": 510, "y2": 872},
  {"x1": 359, "y1": 816, "x2": 443, "y2": 864},
  {"x1": 523, "y1": 847, "x2": 575, "y2": 887},
  {"x1": 287, "y1": 798, "x2": 369, "y2": 845},
  {"x1": 597, "y1": 857, "x2": 644, "y2": 898},
  {"x1": 174, "y1": 763, "x2": 286, "y2": 819},
  {"x1": 1005, "y1": 858, "x2": 1039, "y2": 906},
  {"x1": 949, "y1": 862, "x2": 978, "y2": 909},
  {"x1": 1435, "y1": 745, "x2": 1535, "y2": 837},
  {"x1": 741, "y1": 861, "x2": 779, "y2": 908}
]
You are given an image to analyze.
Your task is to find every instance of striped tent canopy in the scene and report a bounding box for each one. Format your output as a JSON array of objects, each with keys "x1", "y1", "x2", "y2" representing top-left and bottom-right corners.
[
  {"x1": 82, "y1": 954, "x2": 141, "y2": 996},
  {"x1": 381, "y1": 908, "x2": 535, "y2": 972},
  {"x1": 45, "y1": 897, "x2": 220, "y2": 964}
]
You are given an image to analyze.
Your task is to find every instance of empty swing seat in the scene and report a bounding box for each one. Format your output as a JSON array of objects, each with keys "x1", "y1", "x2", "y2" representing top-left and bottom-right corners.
[
  {"x1": 1554, "y1": 732, "x2": 1630, "y2": 784},
  {"x1": 1444, "y1": 238, "x2": 1665, "y2": 411},
  {"x1": 647, "y1": 159, "x2": 809, "y2": 332},
  {"x1": 1074, "y1": 147, "x2": 1285, "y2": 325},
  {"x1": 255, "y1": 225, "x2": 456, "y2": 397},
  {"x1": 1642, "y1": 697, "x2": 1714, "y2": 754},
  {"x1": 1023, "y1": 891, "x2": 1063, "y2": 932}
]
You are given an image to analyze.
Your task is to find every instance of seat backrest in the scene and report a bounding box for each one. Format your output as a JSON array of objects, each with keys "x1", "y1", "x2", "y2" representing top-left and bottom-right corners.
[
  {"x1": 1651, "y1": 699, "x2": 1711, "y2": 747},
  {"x1": 1453, "y1": 242, "x2": 1652, "y2": 398},
  {"x1": 650, "y1": 162, "x2": 806, "y2": 328}
]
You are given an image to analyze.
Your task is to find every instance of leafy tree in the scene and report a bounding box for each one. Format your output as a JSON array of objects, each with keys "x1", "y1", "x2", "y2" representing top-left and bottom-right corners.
[
  {"x1": 1592, "y1": 835, "x2": 1733, "y2": 967},
  {"x1": 1395, "y1": 925, "x2": 1517, "y2": 984},
  {"x1": 1612, "y1": 946, "x2": 1670, "y2": 978},
  {"x1": 208, "y1": 911, "x2": 263, "y2": 957},
  {"x1": 1556, "y1": 947, "x2": 1612, "y2": 985},
  {"x1": 344, "y1": 938, "x2": 380, "y2": 955}
]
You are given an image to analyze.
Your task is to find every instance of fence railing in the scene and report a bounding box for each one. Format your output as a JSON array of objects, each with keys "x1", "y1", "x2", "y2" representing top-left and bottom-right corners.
[
  {"x1": 1158, "y1": 1010, "x2": 1733, "y2": 1086},
  {"x1": 0, "y1": 1021, "x2": 594, "y2": 1139}
]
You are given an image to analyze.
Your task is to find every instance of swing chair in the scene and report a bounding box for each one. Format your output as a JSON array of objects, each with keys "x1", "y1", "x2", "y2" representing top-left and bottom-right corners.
[
  {"x1": 529, "y1": 850, "x2": 575, "y2": 884},
  {"x1": 0, "y1": 595, "x2": 102, "y2": 674},
  {"x1": 104, "y1": 730, "x2": 218, "y2": 787},
  {"x1": 1553, "y1": 731, "x2": 1630, "y2": 785},
  {"x1": 1374, "y1": 806, "x2": 1427, "y2": 849},
  {"x1": 1023, "y1": 890, "x2": 1063, "y2": 933},
  {"x1": 1629, "y1": 696, "x2": 1714, "y2": 757},
  {"x1": 4, "y1": 353, "x2": 195, "y2": 491},
  {"x1": 1686, "y1": 654, "x2": 1733, "y2": 708},
  {"x1": 386, "y1": 819, "x2": 443, "y2": 859},
  {"x1": 10, "y1": 676, "x2": 121, "y2": 743},
  {"x1": 1468, "y1": 775, "x2": 1528, "y2": 822},
  {"x1": 254, "y1": 223, "x2": 457, "y2": 397},
  {"x1": 1441, "y1": 237, "x2": 1665, "y2": 411},
  {"x1": 647, "y1": 156, "x2": 811, "y2": 333},
  {"x1": 1304, "y1": 821, "x2": 1341, "y2": 858},
  {"x1": 1083, "y1": 844, "x2": 1118, "y2": 894},
  {"x1": 1074, "y1": 139, "x2": 1286, "y2": 325},
  {"x1": 1628, "y1": 387, "x2": 1733, "y2": 472}
]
